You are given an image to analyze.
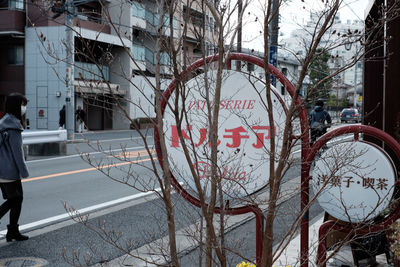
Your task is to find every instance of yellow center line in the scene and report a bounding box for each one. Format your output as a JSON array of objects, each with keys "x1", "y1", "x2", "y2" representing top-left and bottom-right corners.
[
  {"x1": 107, "y1": 149, "x2": 155, "y2": 159},
  {"x1": 22, "y1": 157, "x2": 156, "y2": 183}
]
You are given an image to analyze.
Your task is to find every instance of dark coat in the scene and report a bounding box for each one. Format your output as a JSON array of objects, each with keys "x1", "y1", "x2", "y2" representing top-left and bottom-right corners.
[
  {"x1": 0, "y1": 113, "x2": 29, "y2": 180},
  {"x1": 59, "y1": 106, "x2": 66, "y2": 127},
  {"x1": 76, "y1": 109, "x2": 85, "y2": 122},
  {"x1": 309, "y1": 105, "x2": 332, "y2": 130}
]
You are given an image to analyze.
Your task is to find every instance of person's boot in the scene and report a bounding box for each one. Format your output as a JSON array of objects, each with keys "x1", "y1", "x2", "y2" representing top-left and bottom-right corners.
[{"x1": 6, "y1": 224, "x2": 29, "y2": 242}]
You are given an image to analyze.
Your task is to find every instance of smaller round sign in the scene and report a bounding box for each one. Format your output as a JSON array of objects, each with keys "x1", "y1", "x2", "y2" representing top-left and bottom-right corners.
[{"x1": 311, "y1": 141, "x2": 396, "y2": 223}]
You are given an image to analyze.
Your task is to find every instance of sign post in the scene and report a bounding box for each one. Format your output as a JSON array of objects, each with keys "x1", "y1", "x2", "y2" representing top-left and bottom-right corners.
[
  {"x1": 154, "y1": 53, "x2": 306, "y2": 266},
  {"x1": 303, "y1": 125, "x2": 400, "y2": 267}
]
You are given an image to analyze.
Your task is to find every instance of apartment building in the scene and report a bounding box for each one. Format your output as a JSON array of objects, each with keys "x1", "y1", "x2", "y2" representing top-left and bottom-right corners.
[
  {"x1": 280, "y1": 14, "x2": 364, "y2": 106},
  {"x1": 0, "y1": 0, "x2": 25, "y2": 110},
  {"x1": 0, "y1": 0, "x2": 216, "y2": 131},
  {"x1": 130, "y1": 0, "x2": 217, "y2": 118}
]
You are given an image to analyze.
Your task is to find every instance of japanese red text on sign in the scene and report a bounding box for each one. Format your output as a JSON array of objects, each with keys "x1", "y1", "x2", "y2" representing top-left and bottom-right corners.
[{"x1": 171, "y1": 125, "x2": 276, "y2": 148}]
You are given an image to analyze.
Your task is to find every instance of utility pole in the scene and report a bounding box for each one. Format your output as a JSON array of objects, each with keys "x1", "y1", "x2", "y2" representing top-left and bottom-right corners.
[
  {"x1": 236, "y1": 0, "x2": 242, "y2": 71},
  {"x1": 353, "y1": 62, "x2": 358, "y2": 108},
  {"x1": 269, "y1": 0, "x2": 279, "y2": 86},
  {"x1": 65, "y1": 0, "x2": 75, "y2": 139}
]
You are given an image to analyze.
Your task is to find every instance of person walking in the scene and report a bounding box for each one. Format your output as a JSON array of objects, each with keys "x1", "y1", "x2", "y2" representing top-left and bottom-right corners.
[
  {"x1": 59, "y1": 105, "x2": 66, "y2": 129},
  {"x1": 0, "y1": 93, "x2": 29, "y2": 242},
  {"x1": 309, "y1": 100, "x2": 332, "y2": 146},
  {"x1": 75, "y1": 105, "x2": 86, "y2": 133}
]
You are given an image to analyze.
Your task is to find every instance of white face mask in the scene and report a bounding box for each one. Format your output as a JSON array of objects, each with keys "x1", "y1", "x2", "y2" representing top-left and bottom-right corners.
[{"x1": 21, "y1": 105, "x2": 26, "y2": 116}]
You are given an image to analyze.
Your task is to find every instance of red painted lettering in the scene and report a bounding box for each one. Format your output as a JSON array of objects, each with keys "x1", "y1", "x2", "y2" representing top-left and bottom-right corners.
[
  {"x1": 242, "y1": 100, "x2": 248, "y2": 109},
  {"x1": 233, "y1": 100, "x2": 242, "y2": 109},
  {"x1": 171, "y1": 125, "x2": 192, "y2": 147},
  {"x1": 225, "y1": 100, "x2": 233, "y2": 109},
  {"x1": 247, "y1": 100, "x2": 256, "y2": 109}
]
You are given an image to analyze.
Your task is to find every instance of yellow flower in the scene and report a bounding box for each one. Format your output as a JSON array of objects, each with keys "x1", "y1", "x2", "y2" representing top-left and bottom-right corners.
[{"x1": 236, "y1": 261, "x2": 255, "y2": 267}]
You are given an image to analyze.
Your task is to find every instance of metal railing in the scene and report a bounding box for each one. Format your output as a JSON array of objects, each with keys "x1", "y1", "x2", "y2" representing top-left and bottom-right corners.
[
  {"x1": 74, "y1": 62, "x2": 110, "y2": 81},
  {"x1": 22, "y1": 130, "x2": 67, "y2": 145}
]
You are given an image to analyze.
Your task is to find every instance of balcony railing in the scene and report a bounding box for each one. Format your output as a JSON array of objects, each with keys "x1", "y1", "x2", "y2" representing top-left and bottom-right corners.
[
  {"x1": 132, "y1": 4, "x2": 177, "y2": 32},
  {"x1": 144, "y1": 48, "x2": 171, "y2": 66},
  {"x1": 145, "y1": 47, "x2": 155, "y2": 65},
  {"x1": 160, "y1": 52, "x2": 171, "y2": 66},
  {"x1": 132, "y1": 44, "x2": 145, "y2": 61},
  {"x1": 0, "y1": 8, "x2": 25, "y2": 32},
  {"x1": 132, "y1": 2, "x2": 146, "y2": 19},
  {"x1": 142, "y1": 47, "x2": 172, "y2": 75},
  {"x1": 74, "y1": 62, "x2": 110, "y2": 82}
]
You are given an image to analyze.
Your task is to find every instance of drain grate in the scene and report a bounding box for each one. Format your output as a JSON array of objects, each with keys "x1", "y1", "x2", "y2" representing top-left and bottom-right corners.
[{"x1": 0, "y1": 257, "x2": 48, "y2": 267}]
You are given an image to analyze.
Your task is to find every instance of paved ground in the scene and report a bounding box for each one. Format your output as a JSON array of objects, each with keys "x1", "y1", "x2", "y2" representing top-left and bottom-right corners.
[{"x1": 3, "y1": 123, "x2": 389, "y2": 267}]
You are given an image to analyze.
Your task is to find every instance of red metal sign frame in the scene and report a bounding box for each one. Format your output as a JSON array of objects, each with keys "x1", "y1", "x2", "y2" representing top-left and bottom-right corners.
[
  {"x1": 153, "y1": 52, "x2": 308, "y2": 266},
  {"x1": 154, "y1": 52, "x2": 400, "y2": 266},
  {"x1": 304, "y1": 125, "x2": 400, "y2": 267}
]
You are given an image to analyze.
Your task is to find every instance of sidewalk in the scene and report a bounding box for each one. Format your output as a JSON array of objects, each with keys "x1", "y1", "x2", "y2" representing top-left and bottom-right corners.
[
  {"x1": 92, "y1": 176, "x2": 302, "y2": 267},
  {"x1": 97, "y1": 208, "x2": 392, "y2": 267},
  {"x1": 274, "y1": 215, "x2": 391, "y2": 267}
]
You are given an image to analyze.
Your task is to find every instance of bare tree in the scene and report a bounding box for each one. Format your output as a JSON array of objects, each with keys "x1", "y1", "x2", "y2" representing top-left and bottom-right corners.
[{"x1": 28, "y1": 0, "x2": 400, "y2": 266}]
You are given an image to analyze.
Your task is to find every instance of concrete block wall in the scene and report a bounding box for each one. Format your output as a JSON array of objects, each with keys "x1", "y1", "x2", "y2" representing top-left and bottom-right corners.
[{"x1": 25, "y1": 26, "x2": 68, "y2": 130}]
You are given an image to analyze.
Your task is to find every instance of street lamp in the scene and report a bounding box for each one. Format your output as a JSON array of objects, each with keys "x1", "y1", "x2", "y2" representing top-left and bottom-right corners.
[
  {"x1": 353, "y1": 62, "x2": 360, "y2": 108},
  {"x1": 343, "y1": 38, "x2": 361, "y2": 108}
]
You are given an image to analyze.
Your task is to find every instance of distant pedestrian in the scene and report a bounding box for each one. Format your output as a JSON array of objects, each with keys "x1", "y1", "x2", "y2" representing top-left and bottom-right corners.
[
  {"x1": 59, "y1": 105, "x2": 66, "y2": 129},
  {"x1": 75, "y1": 105, "x2": 86, "y2": 133},
  {"x1": 309, "y1": 100, "x2": 332, "y2": 146},
  {"x1": 0, "y1": 93, "x2": 29, "y2": 242}
]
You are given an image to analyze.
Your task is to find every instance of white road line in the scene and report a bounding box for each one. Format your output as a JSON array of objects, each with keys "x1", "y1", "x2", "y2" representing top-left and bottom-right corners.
[
  {"x1": 26, "y1": 146, "x2": 149, "y2": 163},
  {"x1": 0, "y1": 189, "x2": 161, "y2": 236},
  {"x1": 292, "y1": 135, "x2": 353, "y2": 155},
  {"x1": 92, "y1": 136, "x2": 151, "y2": 143}
]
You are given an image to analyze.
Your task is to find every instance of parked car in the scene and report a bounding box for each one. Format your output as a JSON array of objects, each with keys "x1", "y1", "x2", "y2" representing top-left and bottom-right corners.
[{"x1": 340, "y1": 108, "x2": 361, "y2": 123}]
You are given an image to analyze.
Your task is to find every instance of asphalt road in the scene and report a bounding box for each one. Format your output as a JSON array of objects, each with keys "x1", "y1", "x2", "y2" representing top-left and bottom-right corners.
[
  {"x1": 0, "y1": 124, "x2": 351, "y2": 266},
  {"x1": 0, "y1": 130, "x2": 156, "y2": 232}
]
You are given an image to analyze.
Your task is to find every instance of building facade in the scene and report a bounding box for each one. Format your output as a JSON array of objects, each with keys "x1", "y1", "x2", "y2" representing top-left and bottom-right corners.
[
  {"x1": 280, "y1": 14, "x2": 364, "y2": 107},
  {"x1": 0, "y1": 0, "x2": 216, "y2": 132}
]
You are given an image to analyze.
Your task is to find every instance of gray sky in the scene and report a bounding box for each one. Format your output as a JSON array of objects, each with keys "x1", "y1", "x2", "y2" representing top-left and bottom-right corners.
[{"x1": 241, "y1": 0, "x2": 369, "y2": 51}]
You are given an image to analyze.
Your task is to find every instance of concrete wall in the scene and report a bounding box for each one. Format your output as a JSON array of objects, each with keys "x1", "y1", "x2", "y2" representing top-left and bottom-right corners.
[
  {"x1": 130, "y1": 75, "x2": 171, "y2": 119},
  {"x1": 25, "y1": 26, "x2": 68, "y2": 130},
  {"x1": 110, "y1": 46, "x2": 132, "y2": 129},
  {"x1": 107, "y1": 0, "x2": 131, "y2": 38}
]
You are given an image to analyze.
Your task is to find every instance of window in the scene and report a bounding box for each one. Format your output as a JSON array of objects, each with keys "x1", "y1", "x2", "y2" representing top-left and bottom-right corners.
[
  {"x1": 132, "y1": 2, "x2": 145, "y2": 19},
  {"x1": 8, "y1": 46, "x2": 24, "y2": 65},
  {"x1": 9, "y1": 0, "x2": 24, "y2": 10},
  {"x1": 132, "y1": 44, "x2": 145, "y2": 61}
]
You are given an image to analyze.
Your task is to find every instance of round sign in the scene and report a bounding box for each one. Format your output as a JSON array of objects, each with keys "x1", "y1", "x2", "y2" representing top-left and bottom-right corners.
[
  {"x1": 311, "y1": 141, "x2": 396, "y2": 223},
  {"x1": 163, "y1": 70, "x2": 287, "y2": 199}
]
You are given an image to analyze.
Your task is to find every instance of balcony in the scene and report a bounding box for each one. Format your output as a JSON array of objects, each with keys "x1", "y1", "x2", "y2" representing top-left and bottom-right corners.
[
  {"x1": 74, "y1": 61, "x2": 110, "y2": 82},
  {"x1": 74, "y1": 62, "x2": 124, "y2": 95},
  {"x1": 0, "y1": 0, "x2": 25, "y2": 33},
  {"x1": 131, "y1": 2, "x2": 146, "y2": 29},
  {"x1": 73, "y1": 16, "x2": 111, "y2": 34},
  {"x1": 132, "y1": 44, "x2": 146, "y2": 70},
  {"x1": 143, "y1": 8, "x2": 178, "y2": 35},
  {"x1": 144, "y1": 48, "x2": 172, "y2": 75}
]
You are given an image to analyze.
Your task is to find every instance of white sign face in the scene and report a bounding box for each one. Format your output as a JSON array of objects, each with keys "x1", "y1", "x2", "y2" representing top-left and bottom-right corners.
[
  {"x1": 311, "y1": 141, "x2": 396, "y2": 223},
  {"x1": 163, "y1": 70, "x2": 287, "y2": 200}
]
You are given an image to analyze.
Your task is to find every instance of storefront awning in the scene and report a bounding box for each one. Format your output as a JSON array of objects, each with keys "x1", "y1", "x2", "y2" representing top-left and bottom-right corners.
[{"x1": 74, "y1": 80, "x2": 126, "y2": 95}]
